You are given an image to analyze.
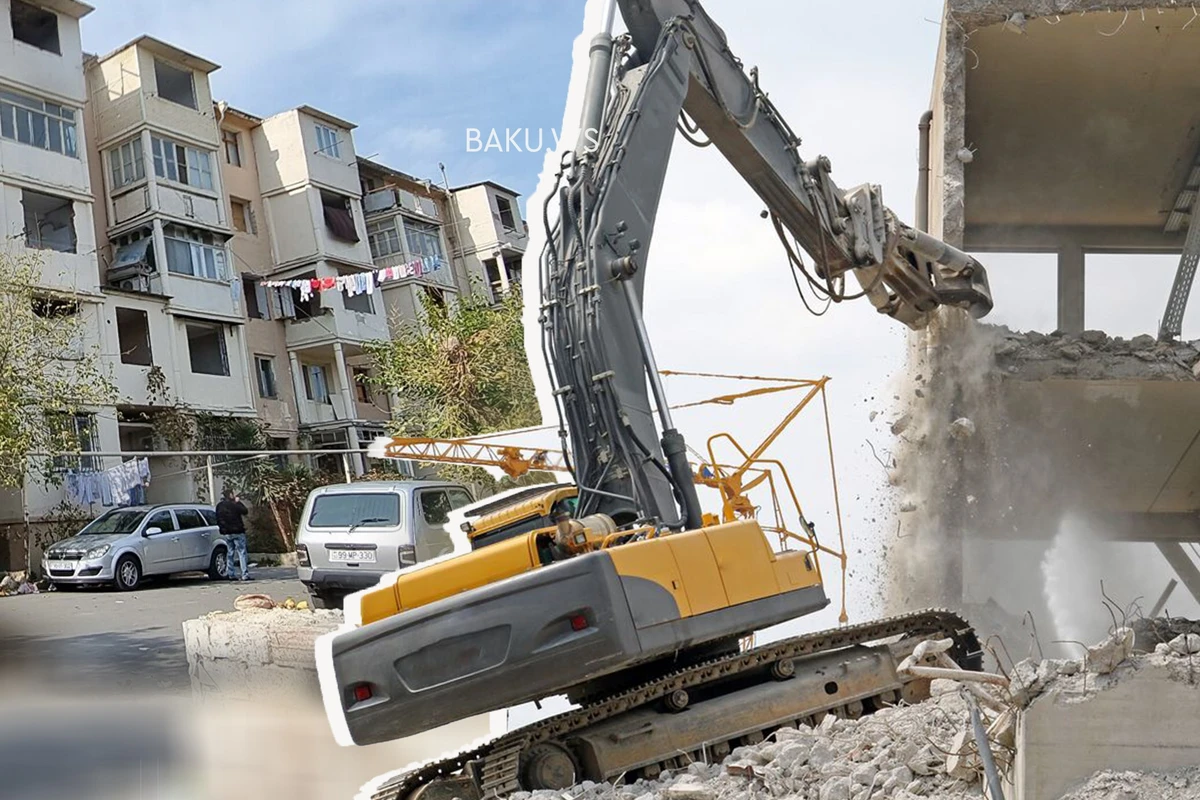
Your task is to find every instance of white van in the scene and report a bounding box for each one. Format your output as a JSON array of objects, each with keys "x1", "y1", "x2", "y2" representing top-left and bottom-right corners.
[{"x1": 295, "y1": 480, "x2": 474, "y2": 609}]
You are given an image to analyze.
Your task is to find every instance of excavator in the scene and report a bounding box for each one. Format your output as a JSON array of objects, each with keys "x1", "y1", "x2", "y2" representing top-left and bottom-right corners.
[{"x1": 322, "y1": 1, "x2": 993, "y2": 797}]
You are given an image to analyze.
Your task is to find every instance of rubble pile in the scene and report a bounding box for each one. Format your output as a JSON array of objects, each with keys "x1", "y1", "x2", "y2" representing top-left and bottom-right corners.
[
  {"x1": 1057, "y1": 766, "x2": 1200, "y2": 800},
  {"x1": 529, "y1": 628, "x2": 1200, "y2": 800},
  {"x1": 989, "y1": 327, "x2": 1200, "y2": 380}
]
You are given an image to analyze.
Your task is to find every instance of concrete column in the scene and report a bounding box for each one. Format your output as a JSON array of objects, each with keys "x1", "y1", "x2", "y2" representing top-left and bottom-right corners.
[
  {"x1": 287, "y1": 351, "x2": 307, "y2": 424},
  {"x1": 347, "y1": 426, "x2": 364, "y2": 476},
  {"x1": 494, "y1": 251, "x2": 511, "y2": 294},
  {"x1": 1057, "y1": 243, "x2": 1085, "y2": 334},
  {"x1": 1156, "y1": 542, "x2": 1200, "y2": 607},
  {"x1": 332, "y1": 342, "x2": 356, "y2": 422}
]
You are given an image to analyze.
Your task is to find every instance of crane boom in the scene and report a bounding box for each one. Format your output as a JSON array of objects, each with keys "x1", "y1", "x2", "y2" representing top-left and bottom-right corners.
[{"x1": 541, "y1": 0, "x2": 992, "y2": 537}]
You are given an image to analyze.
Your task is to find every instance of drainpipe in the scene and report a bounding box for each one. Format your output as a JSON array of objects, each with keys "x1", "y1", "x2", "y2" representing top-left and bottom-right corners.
[{"x1": 916, "y1": 110, "x2": 933, "y2": 232}]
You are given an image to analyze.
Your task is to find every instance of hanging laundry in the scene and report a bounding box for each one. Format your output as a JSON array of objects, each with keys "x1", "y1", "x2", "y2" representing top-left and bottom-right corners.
[
  {"x1": 298, "y1": 282, "x2": 313, "y2": 302},
  {"x1": 138, "y1": 457, "x2": 151, "y2": 487}
]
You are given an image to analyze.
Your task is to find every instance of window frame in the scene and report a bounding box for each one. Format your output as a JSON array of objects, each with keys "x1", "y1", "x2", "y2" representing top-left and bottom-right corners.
[
  {"x1": 404, "y1": 217, "x2": 445, "y2": 262},
  {"x1": 151, "y1": 136, "x2": 214, "y2": 191},
  {"x1": 495, "y1": 195, "x2": 517, "y2": 231},
  {"x1": 366, "y1": 218, "x2": 402, "y2": 259},
  {"x1": 0, "y1": 88, "x2": 76, "y2": 157},
  {"x1": 109, "y1": 138, "x2": 145, "y2": 190},
  {"x1": 22, "y1": 188, "x2": 76, "y2": 253},
  {"x1": 255, "y1": 355, "x2": 278, "y2": 399},
  {"x1": 10, "y1": 0, "x2": 60, "y2": 55},
  {"x1": 222, "y1": 128, "x2": 242, "y2": 167},
  {"x1": 163, "y1": 225, "x2": 228, "y2": 282},
  {"x1": 314, "y1": 123, "x2": 341, "y2": 158},
  {"x1": 48, "y1": 412, "x2": 99, "y2": 472},
  {"x1": 154, "y1": 59, "x2": 197, "y2": 110},
  {"x1": 185, "y1": 322, "x2": 230, "y2": 377}
]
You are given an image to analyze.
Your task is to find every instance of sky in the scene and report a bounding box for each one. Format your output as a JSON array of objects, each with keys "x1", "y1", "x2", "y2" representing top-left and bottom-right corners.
[{"x1": 80, "y1": 0, "x2": 585, "y2": 201}]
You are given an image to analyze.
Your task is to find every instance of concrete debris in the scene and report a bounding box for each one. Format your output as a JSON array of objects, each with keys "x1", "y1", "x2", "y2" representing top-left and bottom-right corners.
[
  {"x1": 948, "y1": 417, "x2": 975, "y2": 440},
  {"x1": 1167, "y1": 633, "x2": 1200, "y2": 656},
  {"x1": 890, "y1": 413, "x2": 912, "y2": 435},
  {"x1": 233, "y1": 593, "x2": 277, "y2": 611},
  {"x1": 1057, "y1": 766, "x2": 1200, "y2": 800},
  {"x1": 1085, "y1": 626, "x2": 1134, "y2": 675},
  {"x1": 989, "y1": 326, "x2": 1200, "y2": 380}
]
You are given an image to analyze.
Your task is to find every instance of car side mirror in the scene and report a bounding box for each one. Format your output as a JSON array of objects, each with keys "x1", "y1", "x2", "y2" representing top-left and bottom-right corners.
[{"x1": 143, "y1": 527, "x2": 162, "y2": 536}]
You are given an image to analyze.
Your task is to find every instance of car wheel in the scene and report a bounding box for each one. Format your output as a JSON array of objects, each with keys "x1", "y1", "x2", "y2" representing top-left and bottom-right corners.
[
  {"x1": 308, "y1": 589, "x2": 341, "y2": 610},
  {"x1": 113, "y1": 555, "x2": 141, "y2": 591},
  {"x1": 208, "y1": 546, "x2": 228, "y2": 580}
]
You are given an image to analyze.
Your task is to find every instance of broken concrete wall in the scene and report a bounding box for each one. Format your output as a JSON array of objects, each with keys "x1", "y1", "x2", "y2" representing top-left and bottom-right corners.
[
  {"x1": 1012, "y1": 651, "x2": 1200, "y2": 799},
  {"x1": 887, "y1": 320, "x2": 1200, "y2": 651}
]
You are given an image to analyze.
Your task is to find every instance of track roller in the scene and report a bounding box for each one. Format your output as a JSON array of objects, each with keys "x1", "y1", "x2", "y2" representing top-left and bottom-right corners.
[{"x1": 520, "y1": 743, "x2": 580, "y2": 791}]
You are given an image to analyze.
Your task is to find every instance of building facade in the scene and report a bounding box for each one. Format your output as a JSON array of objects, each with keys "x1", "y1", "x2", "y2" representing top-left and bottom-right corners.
[{"x1": 0, "y1": 0, "x2": 529, "y2": 569}]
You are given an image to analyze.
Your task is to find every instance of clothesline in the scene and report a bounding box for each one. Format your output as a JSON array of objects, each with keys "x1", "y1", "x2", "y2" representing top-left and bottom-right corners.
[
  {"x1": 261, "y1": 255, "x2": 447, "y2": 300},
  {"x1": 65, "y1": 457, "x2": 151, "y2": 508}
]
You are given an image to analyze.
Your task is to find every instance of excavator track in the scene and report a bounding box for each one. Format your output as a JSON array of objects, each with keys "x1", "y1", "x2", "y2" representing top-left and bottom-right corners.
[{"x1": 369, "y1": 609, "x2": 980, "y2": 800}]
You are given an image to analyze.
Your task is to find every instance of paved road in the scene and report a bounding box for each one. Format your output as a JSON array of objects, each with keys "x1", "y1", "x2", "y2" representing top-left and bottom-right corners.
[{"x1": 0, "y1": 567, "x2": 305, "y2": 692}]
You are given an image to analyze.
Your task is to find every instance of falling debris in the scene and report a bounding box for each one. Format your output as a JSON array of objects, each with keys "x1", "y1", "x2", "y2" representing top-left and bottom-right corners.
[
  {"x1": 890, "y1": 413, "x2": 912, "y2": 435},
  {"x1": 949, "y1": 417, "x2": 976, "y2": 440}
]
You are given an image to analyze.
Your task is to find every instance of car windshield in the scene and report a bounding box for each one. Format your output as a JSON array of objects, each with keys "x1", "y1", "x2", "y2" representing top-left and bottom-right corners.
[
  {"x1": 80, "y1": 509, "x2": 148, "y2": 536},
  {"x1": 309, "y1": 493, "x2": 400, "y2": 529}
]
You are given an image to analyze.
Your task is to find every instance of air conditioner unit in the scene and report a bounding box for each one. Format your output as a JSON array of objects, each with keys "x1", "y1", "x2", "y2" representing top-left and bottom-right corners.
[{"x1": 116, "y1": 275, "x2": 150, "y2": 293}]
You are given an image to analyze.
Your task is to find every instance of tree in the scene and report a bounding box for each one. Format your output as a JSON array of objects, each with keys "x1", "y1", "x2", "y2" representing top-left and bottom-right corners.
[
  {"x1": 0, "y1": 252, "x2": 116, "y2": 487},
  {"x1": 366, "y1": 285, "x2": 547, "y2": 491}
]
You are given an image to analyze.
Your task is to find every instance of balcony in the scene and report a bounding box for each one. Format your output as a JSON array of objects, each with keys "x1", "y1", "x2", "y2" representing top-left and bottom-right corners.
[{"x1": 284, "y1": 303, "x2": 389, "y2": 351}]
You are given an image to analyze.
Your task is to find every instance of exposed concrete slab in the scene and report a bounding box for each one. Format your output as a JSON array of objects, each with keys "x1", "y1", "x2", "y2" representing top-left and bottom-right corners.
[{"x1": 1011, "y1": 661, "x2": 1200, "y2": 799}]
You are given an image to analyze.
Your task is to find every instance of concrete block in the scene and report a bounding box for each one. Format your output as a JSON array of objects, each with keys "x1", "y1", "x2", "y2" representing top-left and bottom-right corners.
[{"x1": 1012, "y1": 663, "x2": 1200, "y2": 799}]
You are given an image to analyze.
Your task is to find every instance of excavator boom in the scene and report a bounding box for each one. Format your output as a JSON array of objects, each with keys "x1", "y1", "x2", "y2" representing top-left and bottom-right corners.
[{"x1": 322, "y1": 4, "x2": 988, "y2": 796}]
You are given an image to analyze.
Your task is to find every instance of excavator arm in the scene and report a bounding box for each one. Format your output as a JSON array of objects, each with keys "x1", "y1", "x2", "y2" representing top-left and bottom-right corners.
[{"x1": 540, "y1": 0, "x2": 992, "y2": 536}]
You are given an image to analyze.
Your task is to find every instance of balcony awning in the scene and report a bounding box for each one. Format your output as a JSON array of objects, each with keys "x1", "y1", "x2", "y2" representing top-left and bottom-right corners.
[{"x1": 112, "y1": 238, "x2": 153, "y2": 272}]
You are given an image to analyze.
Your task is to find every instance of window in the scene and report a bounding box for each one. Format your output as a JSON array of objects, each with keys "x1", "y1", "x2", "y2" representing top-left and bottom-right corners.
[
  {"x1": 230, "y1": 198, "x2": 254, "y2": 234},
  {"x1": 405, "y1": 218, "x2": 444, "y2": 262},
  {"x1": 151, "y1": 136, "x2": 213, "y2": 190},
  {"x1": 495, "y1": 195, "x2": 517, "y2": 230},
  {"x1": 367, "y1": 218, "x2": 402, "y2": 258},
  {"x1": 484, "y1": 258, "x2": 503, "y2": 297},
  {"x1": 321, "y1": 191, "x2": 358, "y2": 243},
  {"x1": 0, "y1": 88, "x2": 76, "y2": 156},
  {"x1": 108, "y1": 138, "x2": 144, "y2": 189},
  {"x1": 48, "y1": 412, "x2": 98, "y2": 472},
  {"x1": 116, "y1": 307, "x2": 152, "y2": 366},
  {"x1": 174, "y1": 508, "x2": 206, "y2": 530},
  {"x1": 343, "y1": 285, "x2": 373, "y2": 315},
  {"x1": 200, "y1": 508, "x2": 218, "y2": 527},
  {"x1": 22, "y1": 189, "x2": 75, "y2": 253},
  {"x1": 315, "y1": 123, "x2": 340, "y2": 158},
  {"x1": 163, "y1": 225, "x2": 228, "y2": 281},
  {"x1": 255, "y1": 356, "x2": 277, "y2": 399},
  {"x1": 144, "y1": 509, "x2": 177, "y2": 533},
  {"x1": 11, "y1": 0, "x2": 59, "y2": 54},
  {"x1": 243, "y1": 278, "x2": 266, "y2": 319},
  {"x1": 186, "y1": 323, "x2": 229, "y2": 376},
  {"x1": 222, "y1": 129, "x2": 241, "y2": 167},
  {"x1": 352, "y1": 367, "x2": 371, "y2": 403},
  {"x1": 304, "y1": 364, "x2": 329, "y2": 403},
  {"x1": 308, "y1": 493, "x2": 400, "y2": 528},
  {"x1": 155, "y1": 60, "x2": 196, "y2": 109},
  {"x1": 415, "y1": 488, "x2": 458, "y2": 561}
]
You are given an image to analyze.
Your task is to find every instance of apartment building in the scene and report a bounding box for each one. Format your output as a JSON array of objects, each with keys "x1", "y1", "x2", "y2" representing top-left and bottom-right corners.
[
  {"x1": 358, "y1": 157, "x2": 468, "y2": 320},
  {"x1": 0, "y1": 1, "x2": 531, "y2": 569},
  {"x1": 0, "y1": 0, "x2": 116, "y2": 566},
  {"x1": 84, "y1": 35, "x2": 259, "y2": 503},
  {"x1": 449, "y1": 181, "x2": 527, "y2": 302}
]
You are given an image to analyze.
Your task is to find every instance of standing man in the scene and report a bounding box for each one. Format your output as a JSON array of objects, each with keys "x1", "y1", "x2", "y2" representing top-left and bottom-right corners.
[{"x1": 216, "y1": 488, "x2": 251, "y2": 582}]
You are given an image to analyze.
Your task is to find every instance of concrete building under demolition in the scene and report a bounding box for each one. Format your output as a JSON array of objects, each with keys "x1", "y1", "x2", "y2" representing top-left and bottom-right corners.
[{"x1": 893, "y1": 0, "x2": 1200, "y2": 646}]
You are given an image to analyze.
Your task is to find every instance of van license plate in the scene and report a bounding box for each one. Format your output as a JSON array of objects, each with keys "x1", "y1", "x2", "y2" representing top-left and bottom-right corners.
[{"x1": 329, "y1": 549, "x2": 376, "y2": 563}]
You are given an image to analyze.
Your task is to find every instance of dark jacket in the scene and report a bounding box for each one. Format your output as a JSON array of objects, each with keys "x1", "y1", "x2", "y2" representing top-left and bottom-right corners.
[{"x1": 216, "y1": 498, "x2": 248, "y2": 535}]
